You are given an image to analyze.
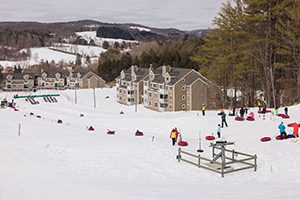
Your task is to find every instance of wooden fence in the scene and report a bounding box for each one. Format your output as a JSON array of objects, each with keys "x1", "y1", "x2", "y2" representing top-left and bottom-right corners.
[{"x1": 177, "y1": 147, "x2": 257, "y2": 177}]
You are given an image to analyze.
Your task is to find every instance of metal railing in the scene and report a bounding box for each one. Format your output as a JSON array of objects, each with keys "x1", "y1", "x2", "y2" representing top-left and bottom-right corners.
[{"x1": 177, "y1": 147, "x2": 257, "y2": 177}]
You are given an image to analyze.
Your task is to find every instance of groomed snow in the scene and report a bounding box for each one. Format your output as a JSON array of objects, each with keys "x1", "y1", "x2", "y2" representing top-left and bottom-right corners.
[
  {"x1": 51, "y1": 43, "x2": 106, "y2": 58},
  {"x1": 130, "y1": 26, "x2": 151, "y2": 32},
  {"x1": 75, "y1": 31, "x2": 139, "y2": 46},
  {"x1": 1, "y1": 88, "x2": 300, "y2": 200}
]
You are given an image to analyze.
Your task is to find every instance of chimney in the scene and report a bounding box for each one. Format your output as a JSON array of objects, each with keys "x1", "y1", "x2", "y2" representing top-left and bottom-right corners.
[{"x1": 162, "y1": 65, "x2": 170, "y2": 77}]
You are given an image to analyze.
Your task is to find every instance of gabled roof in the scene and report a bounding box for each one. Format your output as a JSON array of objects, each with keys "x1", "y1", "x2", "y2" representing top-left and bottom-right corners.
[
  {"x1": 4, "y1": 72, "x2": 35, "y2": 80},
  {"x1": 117, "y1": 67, "x2": 148, "y2": 83}
]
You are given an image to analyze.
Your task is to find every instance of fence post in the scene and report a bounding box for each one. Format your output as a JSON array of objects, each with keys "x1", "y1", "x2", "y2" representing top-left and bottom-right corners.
[
  {"x1": 212, "y1": 146, "x2": 215, "y2": 158},
  {"x1": 232, "y1": 149, "x2": 235, "y2": 160},
  {"x1": 178, "y1": 148, "x2": 181, "y2": 162},
  {"x1": 254, "y1": 155, "x2": 257, "y2": 171},
  {"x1": 198, "y1": 154, "x2": 201, "y2": 168}
]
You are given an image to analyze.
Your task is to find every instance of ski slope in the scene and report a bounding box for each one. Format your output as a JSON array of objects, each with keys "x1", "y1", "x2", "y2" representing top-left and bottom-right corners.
[{"x1": 1, "y1": 88, "x2": 300, "y2": 200}]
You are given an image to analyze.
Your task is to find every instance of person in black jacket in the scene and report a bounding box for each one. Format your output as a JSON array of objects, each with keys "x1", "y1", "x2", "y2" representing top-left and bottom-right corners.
[
  {"x1": 284, "y1": 107, "x2": 288, "y2": 115},
  {"x1": 240, "y1": 107, "x2": 245, "y2": 119},
  {"x1": 221, "y1": 112, "x2": 228, "y2": 128}
]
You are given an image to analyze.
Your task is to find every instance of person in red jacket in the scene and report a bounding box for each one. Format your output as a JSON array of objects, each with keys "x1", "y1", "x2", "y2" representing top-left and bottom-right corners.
[{"x1": 291, "y1": 123, "x2": 299, "y2": 137}]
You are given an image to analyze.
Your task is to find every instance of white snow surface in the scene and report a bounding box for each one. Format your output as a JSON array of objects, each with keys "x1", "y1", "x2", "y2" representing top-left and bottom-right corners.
[
  {"x1": 130, "y1": 26, "x2": 151, "y2": 32},
  {"x1": 1, "y1": 88, "x2": 300, "y2": 200},
  {"x1": 29, "y1": 47, "x2": 77, "y2": 65},
  {"x1": 51, "y1": 43, "x2": 106, "y2": 58},
  {"x1": 75, "y1": 31, "x2": 139, "y2": 46}
]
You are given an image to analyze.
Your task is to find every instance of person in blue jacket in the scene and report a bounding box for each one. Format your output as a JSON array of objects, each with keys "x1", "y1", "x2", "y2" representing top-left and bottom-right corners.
[{"x1": 278, "y1": 122, "x2": 287, "y2": 139}]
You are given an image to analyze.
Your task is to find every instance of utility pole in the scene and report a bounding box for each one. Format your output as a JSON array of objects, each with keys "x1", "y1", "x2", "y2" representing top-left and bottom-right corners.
[
  {"x1": 75, "y1": 87, "x2": 77, "y2": 104},
  {"x1": 93, "y1": 88, "x2": 96, "y2": 108},
  {"x1": 135, "y1": 89, "x2": 137, "y2": 112}
]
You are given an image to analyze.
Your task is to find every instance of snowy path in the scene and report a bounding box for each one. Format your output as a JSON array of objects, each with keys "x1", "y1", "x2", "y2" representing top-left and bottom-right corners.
[{"x1": 1, "y1": 88, "x2": 300, "y2": 199}]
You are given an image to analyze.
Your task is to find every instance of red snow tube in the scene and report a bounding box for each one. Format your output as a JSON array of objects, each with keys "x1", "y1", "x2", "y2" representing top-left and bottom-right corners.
[
  {"x1": 178, "y1": 141, "x2": 188, "y2": 146},
  {"x1": 107, "y1": 130, "x2": 115, "y2": 135},
  {"x1": 57, "y1": 119, "x2": 63, "y2": 124},
  {"x1": 278, "y1": 113, "x2": 284, "y2": 117},
  {"x1": 206, "y1": 136, "x2": 215, "y2": 140},
  {"x1": 266, "y1": 110, "x2": 271, "y2": 113},
  {"x1": 260, "y1": 137, "x2": 271, "y2": 142},
  {"x1": 258, "y1": 110, "x2": 263, "y2": 114},
  {"x1": 235, "y1": 117, "x2": 244, "y2": 121},
  {"x1": 276, "y1": 135, "x2": 287, "y2": 140},
  {"x1": 88, "y1": 126, "x2": 95, "y2": 131},
  {"x1": 247, "y1": 117, "x2": 255, "y2": 121},
  {"x1": 135, "y1": 131, "x2": 144, "y2": 136},
  {"x1": 282, "y1": 115, "x2": 290, "y2": 119}
]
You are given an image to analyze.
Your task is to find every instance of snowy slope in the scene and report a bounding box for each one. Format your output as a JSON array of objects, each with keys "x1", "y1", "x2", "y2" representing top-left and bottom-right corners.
[
  {"x1": 1, "y1": 88, "x2": 300, "y2": 200},
  {"x1": 51, "y1": 43, "x2": 106, "y2": 58},
  {"x1": 75, "y1": 31, "x2": 138, "y2": 46}
]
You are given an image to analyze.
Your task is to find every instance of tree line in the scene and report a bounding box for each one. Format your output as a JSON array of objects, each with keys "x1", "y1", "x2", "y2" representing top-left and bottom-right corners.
[
  {"x1": 97, "y1": 39, "x2": 203, "y2": 82},
  {"x1": 192, "y1": 0, "x2": 300, "y2": 108}
]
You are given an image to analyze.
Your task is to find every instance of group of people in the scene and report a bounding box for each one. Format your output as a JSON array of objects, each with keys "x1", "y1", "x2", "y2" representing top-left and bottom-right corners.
[{"x1": 278, "y1": 121, "x2": 299, "y2": 139}]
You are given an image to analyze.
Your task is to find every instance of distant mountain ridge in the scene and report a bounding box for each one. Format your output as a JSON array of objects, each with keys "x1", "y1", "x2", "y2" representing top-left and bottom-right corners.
[{"x1": 0, "y1": 20, "x2": 207, "y2": 49}]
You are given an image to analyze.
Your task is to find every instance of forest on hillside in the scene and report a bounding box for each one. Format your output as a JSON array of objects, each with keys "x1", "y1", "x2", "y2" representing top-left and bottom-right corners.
[{"x1": 193, "y1": 0, "x2": 300, "y2": 108}]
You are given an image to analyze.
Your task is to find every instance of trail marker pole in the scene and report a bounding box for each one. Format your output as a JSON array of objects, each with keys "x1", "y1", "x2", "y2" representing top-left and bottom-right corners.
[
  {"x1": 75, "y1": 87, "x2": 77, "y2": 104},
  {"x1": 197, "y1": 131, "x2": 204, "y2": 153},
  {"x1": 93, "y1": 88, "x2": 96, "y2": 108},
  {"x1": 18, "y1": 123, "x2": 21, "y2": 136}
]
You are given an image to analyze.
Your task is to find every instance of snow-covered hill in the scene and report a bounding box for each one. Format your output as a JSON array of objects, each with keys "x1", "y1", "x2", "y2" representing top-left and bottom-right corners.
[
  {"x1": 75, "y1": 31, "x2": 139, "y2": 46},
  {"x1": 1, "y1": 88, "x2": 300, "y2": 200}
]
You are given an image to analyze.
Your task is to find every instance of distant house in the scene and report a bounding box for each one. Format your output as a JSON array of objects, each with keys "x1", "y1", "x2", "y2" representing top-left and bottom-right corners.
[
  {"x1": 2, "y1": 67, "x2": 106, "y2": 91},
  {"x1": 115, "y1": 65, "x2": 148, "y2": 105},
  {"x1": 116, "y1": 65, "x2": 216, "y2": 111},
  {"x1": 82, "y1": 71, "x2": 106, "y2": 88},
  {"x1": 3, "y1": 72, "x2": 35, "y2": 91},
  {"x1": 143, "y1": 65, "x2": 213, "y2": 111},
  {"x1": 37, "y1": 69, "x2": 66, "y2": 90}
]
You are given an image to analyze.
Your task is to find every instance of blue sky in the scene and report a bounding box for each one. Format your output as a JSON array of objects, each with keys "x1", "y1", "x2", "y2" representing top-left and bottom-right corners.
[{"x1": 1, "y1": 0, "x2": 225, "y2": 30}]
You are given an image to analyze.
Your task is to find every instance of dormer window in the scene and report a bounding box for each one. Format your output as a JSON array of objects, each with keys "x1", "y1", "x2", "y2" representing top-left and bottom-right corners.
[
  {"x1": 121, "y1": 70, "x2": 125, "y2": 79},
  {"x1": 69, "y1": 72, "x2": 73, "y2": 77},
  {"x1": 42, "y1": 72, "x2": 47, "y2": 79},
  {"x1": 165, "y1": 73, "x2": 170, "y2": 83},
  {"x1": 23, "y1": 74, "x2": 29, "y2": 80},
  {"x1": 7, "y1": 74, "x2": 12, "y2": 80},
  {"x1": 77, "y1": 73, "x2": 81, "y2": 78},
  {"x1": 55, "y1": 73, "x2": 61, "y2": 79}
]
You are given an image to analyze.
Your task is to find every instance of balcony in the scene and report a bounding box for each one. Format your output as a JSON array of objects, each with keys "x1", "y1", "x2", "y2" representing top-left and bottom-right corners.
[{"x1": 159, "y1": 88, "x2": 167, "y2": 94}]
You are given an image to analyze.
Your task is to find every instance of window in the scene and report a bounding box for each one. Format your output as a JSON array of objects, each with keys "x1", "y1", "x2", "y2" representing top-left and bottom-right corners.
[
  {"x1": 182, "y1": 95, "x2": 186, "y2": 100},
  {"x1": 182, "y1": 86, "x2": 186, "y2": 91},
  {"x1": 149, "y1": 93, "x2": 152, "y2": 97},
  {"x1": 182, "y1": 79, "x2": 185, "y2": 82},
  {"x1": 149, "y1": 101, "x2": 152, "y2": 106},
  {"x1": 154, "y1": 103, "x2": 158, "y2": 107},
  {"x1": 182, "y1": 104, "x2": 186, "y2": 109},
  {"x1": 159, "y1": 85, "x2": 163, "y2": 89},
  {"x1": 169, "y1": 86, "x2": 173, "y2": 91}
]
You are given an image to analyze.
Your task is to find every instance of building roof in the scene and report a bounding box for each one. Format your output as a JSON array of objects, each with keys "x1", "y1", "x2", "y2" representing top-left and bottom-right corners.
[
  {"x1": 117, "y1": 67, "x2": 148, "y2": 83},
  {"x1": 3, "y1": 72, "x2": 35, "y2": 80}
]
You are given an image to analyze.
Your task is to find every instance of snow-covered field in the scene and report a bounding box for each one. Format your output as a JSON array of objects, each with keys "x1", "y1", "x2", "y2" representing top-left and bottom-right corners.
[
  {"x1": 1, "y1": 88, "x2": 300, "y2": 200},
  {"x1": 51, "y1": 43, "x2": 106, "y2": 58},
  {"x1": 75, "y1": 31, "x2": 139, "y2": 46}
]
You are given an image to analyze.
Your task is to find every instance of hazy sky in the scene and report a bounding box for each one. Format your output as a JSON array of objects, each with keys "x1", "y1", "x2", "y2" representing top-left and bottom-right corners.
[{"x1": 0, "y1": 0, "x2": 225, "y2": 30}]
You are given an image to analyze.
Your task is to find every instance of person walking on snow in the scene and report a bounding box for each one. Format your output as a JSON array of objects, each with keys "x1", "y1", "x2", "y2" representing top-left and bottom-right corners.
[
  {"x1": 170, "y1": 129, "x2": 177, "y2": 145},
  {"x1": 291, "y1": 123, "x2": 299, "y2": 138},
  {"x1": 240, "y1": 107, "x2": 245, "y2": 119},
  {"x1": 221, "y1": 112, "x2": 228, "y2": 128},
  {"x1": 278, "y1": 122, "x2": 287, "y2": 139},
  {"x1": 201, "y1": 104, "x2": 206, "y2": 116},
  {"x1": 284, "y1": 107, "x2": 288, "y2": 116},
  {"x1": 174, "y1": 128, "x2": 179, "y2": 142},
  {"x1": 217, "y1": 124, "x2": 221, "y2": 138}
]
